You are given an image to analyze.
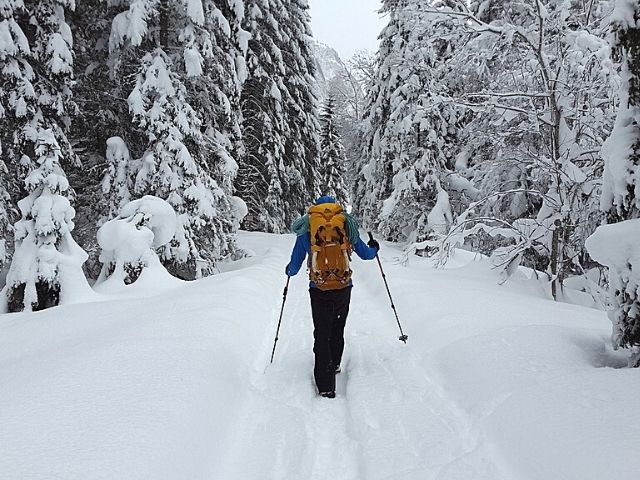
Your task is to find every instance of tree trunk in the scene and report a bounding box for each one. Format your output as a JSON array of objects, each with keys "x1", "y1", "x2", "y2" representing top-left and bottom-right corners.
[{"x1": 159, "y1": 0, "x2": 169, "y2": 50}]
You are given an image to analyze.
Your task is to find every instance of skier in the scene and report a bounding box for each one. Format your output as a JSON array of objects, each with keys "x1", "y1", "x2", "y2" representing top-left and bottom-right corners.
[{"x1": 286, "y1": 195, "x2": 379, "y2": 398}]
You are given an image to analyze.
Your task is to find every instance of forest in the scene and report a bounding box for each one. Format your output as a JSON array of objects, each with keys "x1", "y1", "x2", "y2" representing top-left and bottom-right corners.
[{"x1": 1, "y1": 0, "x2": 639, "y2": 364}]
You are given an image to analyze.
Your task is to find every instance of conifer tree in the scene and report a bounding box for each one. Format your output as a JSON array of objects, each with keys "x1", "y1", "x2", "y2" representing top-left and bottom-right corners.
[
  {"x1": 0, "y1": 169, "x2": 9, "y2": 274},
  {"x1": 102, "y1": 0, "x2": 245, "y2": 279},
  {"x1": 236, "y1": 0, "x2": 319, "y2": 232},
  {"x1": 0, "y1": 0, "x2": 89, "y2": 310},
  {"x1": 6, "y1": 131, "x2": 90, "y2": 312},
  {"x1": 236, "y1": 0, "x2": 290, "y2": 232},
  {"x1": 602, "y1": 3, "x2": 640, "y2": 223},
  {"x1": 318, "y1": 97, "x2": 349, "y2": 204},
  {"x1": 278, "y1": 0, "x2": 321, "y2": 212},
  {"x1": 356, "y1": 0, "x2": 461, "y2": 241}
]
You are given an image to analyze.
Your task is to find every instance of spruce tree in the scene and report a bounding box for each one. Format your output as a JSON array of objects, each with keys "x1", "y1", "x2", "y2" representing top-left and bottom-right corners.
[
  {"x1": 236, "y1": 0, "x2": 290, "y2": 232},
  {"x1": 0, "y1": 0, "x2": 89, "y2": 311},
  {"x1": 278, "y1": 0, "x2": 321, "y2": 214},
  {"x1": 236, "y1": 0, "x2": 319, "y2": 232},
  {"x1": 318, "y1": 97, "x2": 349, "y2": 204},
  {"x1": 102, "y1": 0, "x2": 244, "y2": 279},
  {"x1": 356, "y1": 0, "x2": 461, "y2": 241}
]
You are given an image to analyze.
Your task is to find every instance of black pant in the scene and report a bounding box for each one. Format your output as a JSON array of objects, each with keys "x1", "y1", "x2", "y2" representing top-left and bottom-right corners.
[{"x1": 309, "y1": 286, "x2": 352, "y2": 392}]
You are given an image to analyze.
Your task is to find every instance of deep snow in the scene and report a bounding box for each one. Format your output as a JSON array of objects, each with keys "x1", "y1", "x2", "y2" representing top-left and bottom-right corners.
[{"x1": 0, "y1": 231, "x2": 636, "y2": 480}]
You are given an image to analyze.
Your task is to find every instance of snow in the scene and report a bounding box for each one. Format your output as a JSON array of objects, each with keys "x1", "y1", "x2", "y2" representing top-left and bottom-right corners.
[
  {"x1": 185, "y1": 0, "x2": 205, "y2": 26},
  {"x1": 0, "y1": 231, "x2": 636, "y2": 479},
  {"x1": 611, "y1": 0, "x2": 640, "y2": 29},
  {"x1": 46, "y1": 31, "x2": 73, "y2": 76},
  {"x1": 0, "y1": 18, "x2": 31, "y2": 57},
  {"x1": 586, "y1": 219, "x2": 640, "y2": 351},
  {"x1": 600, "y1": 61, "x2": 640, "y2": 215},
  {"x1": 108, "y1": 11, "x2": 129, "y2": 51},
  {"x1": 427, "y1": 182, "x2": 452, "y2": 234},
  {"x1": 586, "y1": 219, "x2": 640, "y2": 270},
  {"x1": 97, "y1": 196, "x2": 177, "y2": 287},
  {"x1": 184, "y1": 47, "x2": 204, "y2": 77},
  {"x1": 230, "y1": 195, "x2": 248, "y2": 228}
]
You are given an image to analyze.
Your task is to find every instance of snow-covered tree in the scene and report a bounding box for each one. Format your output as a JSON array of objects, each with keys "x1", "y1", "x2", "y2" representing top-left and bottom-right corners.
[
  {"x1": 0, "y1": 0, "x2": 90, "y2": 310},
  {"x1": 0, "y1": 168, "x2": 9, "y2": 276},
  {"x1": 5, "y1": 131, "x2": 90, "y2": 312},
  {"x1": 601, "y1": 0, "x2": 640, "y2": 223},
  {"x1": 322, "y1": 49, "x2": 376, "y2": 198},
  {"x1": 279, "y1": 0, "x2": 321, "y2": 205},
  {"x1": 102, "y1": 0, "x2": 246, "y2": 279},
  {"x1": 409, "y1": 0, "x2": 618, "y2": 296},
  {"x1": 236, "y1": 0, "x2": 290, "y2": 231},
  {"x1": 318, "y1": 97, "x2": 349, "y2": 204},
  {"x1": 587, "y1": 0, "x2": 640, "y2": 366},
  {"x1": 355, "y1": 0, "x2": 462, "y2": 242},
  {"x1": 236, "y1": 0, "x2": 319, "y2": 232}
]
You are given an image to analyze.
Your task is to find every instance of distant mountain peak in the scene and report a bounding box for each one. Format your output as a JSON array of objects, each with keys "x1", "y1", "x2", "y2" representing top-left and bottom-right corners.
[{"x1": 312, "y1": 41, "x2": 345, "y2": 101}]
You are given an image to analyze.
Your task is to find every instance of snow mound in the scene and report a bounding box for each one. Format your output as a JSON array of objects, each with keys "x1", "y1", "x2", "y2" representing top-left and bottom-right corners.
[{"x1": 96, "y1": 196, "x2": 178, "y2": 288}]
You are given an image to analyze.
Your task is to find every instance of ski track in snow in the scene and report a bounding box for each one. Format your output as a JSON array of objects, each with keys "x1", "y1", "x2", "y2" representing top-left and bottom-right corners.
[{"x1": 216, "y1": 247, "x2": 510, "y2": 480}]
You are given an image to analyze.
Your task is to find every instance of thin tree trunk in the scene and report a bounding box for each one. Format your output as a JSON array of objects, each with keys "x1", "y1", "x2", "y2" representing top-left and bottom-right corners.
[{"x1": 159, "y1": 0, "x2": 169, "y2": 49}]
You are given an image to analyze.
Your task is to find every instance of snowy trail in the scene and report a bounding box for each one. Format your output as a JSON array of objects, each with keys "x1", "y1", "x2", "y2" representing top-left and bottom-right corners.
[
  {"x1": 3, "y1": 231, "x2": 634, "y2": 480},
  {"x1": 215, "y1": 239, "x2": 511, "y2": 480},
  {"x1": 217, "y1": 277, "x2": 364, "y2": 480}
]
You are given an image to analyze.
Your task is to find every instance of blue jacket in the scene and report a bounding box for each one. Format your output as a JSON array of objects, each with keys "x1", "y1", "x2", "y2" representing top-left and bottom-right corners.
[{"x1": 286, "y1": 233, "x2": 378, "y2": 288}]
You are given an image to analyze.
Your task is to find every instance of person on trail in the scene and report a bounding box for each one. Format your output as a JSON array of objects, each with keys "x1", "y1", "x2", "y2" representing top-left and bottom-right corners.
[{"x1": 285, "y1": 195, "x2": 380, "y2": 399}]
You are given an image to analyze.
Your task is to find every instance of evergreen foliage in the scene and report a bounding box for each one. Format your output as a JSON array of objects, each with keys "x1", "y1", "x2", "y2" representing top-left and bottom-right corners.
[
  {"x1": 0, "y1": 0, "x2": 325, "y2": 305},
  {"x1": 236, "y1": 0, "x2": 319, "y2": 232},
  {"x1": 356, "y1": 0, "x2": 462, "y2": 242},
  {"x1": 318, "y1": 97, "x2": 349, "y2": 204},
  {"x1": 0, "y1": 0, "x2": 88, "y2": 310},
  {"x1": 95, "y1": 0, "x2": 246, "y2": 279}
]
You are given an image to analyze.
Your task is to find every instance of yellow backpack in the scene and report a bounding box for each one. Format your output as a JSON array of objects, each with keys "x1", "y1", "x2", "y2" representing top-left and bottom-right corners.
[{"x1": 308, "y1": 202, "x2": 352, "y2": 290}]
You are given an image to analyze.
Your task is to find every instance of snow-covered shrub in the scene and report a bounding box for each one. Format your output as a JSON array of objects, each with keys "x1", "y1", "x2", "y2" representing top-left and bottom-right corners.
[
  {"x1": 586, "y1": 221, "x2": 640, "y2": 366},
  {"x1": 96, "y1": 196, "x2": 177, "y2": 286},
  {"x1": 229, "y1": 196, "x2": 248, "y2": 230},
  {"x1": 4, "y1": 131, "x2": 90, "y2": 312}
]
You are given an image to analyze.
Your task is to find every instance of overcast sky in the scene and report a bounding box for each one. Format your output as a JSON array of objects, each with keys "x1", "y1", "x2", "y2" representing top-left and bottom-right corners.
[{"x1": 308, "y1": 0, "x2": 386, "y2": 60}]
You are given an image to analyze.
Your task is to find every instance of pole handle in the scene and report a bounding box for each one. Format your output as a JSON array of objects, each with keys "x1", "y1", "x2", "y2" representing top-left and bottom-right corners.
[{"x1": 367, "y1": 231, "x2": 375, "y2": 243}]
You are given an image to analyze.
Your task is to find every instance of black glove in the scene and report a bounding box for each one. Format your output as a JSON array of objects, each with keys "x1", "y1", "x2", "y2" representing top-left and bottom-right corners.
[
  {"x1": 285, "y1": 264, "x2": 290, "y2": 276},
  {"x1": 367, "y1": 239, "x2": 380, "y2": 251}
]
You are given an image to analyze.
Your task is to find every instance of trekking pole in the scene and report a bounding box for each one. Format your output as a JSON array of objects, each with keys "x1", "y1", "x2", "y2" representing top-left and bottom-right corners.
[
  {"x1": 270, "y1": 275, "x2": 291, "y2": 363},
  {"x1": 368, "y1": 232, "x2": 408, "y2": 344}
]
